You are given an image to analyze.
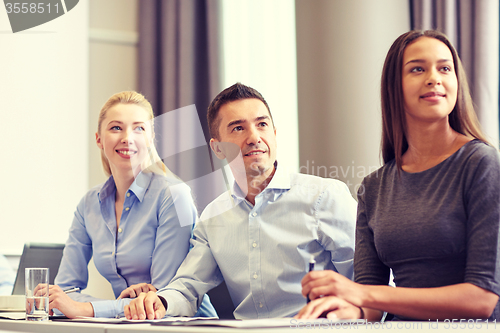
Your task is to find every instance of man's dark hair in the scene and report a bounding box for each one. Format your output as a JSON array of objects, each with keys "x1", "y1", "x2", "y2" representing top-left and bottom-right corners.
[{"x1": 207, "y1": 83, "x2": 273, "y2": 140}]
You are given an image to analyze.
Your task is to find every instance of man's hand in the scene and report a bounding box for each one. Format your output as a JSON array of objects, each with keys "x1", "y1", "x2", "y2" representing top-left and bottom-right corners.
[
  {"x1": 124, "y1": 291, "x2": 166, "y2": 320},
  {"x1": 118, "y1": 283, "x2": 157, "y2": 299}
]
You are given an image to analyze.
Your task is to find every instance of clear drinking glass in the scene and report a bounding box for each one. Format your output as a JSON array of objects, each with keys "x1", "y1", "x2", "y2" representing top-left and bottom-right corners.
[{"x1": 25, "y1": 268, "x2": 49, "y2": 321}]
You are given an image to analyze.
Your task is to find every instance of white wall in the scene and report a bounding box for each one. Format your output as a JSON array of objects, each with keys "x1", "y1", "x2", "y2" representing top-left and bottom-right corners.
[
  {"x1": 296, "y1": 0, "x2": 411, "y2": 196},
  {"x1": 0, "y1": 0, "x2": 89, "y2": 254},
  {"x1": 221, "y1": 0, "x2": 299, "y2": 173},
  {"x1": 88, "y1": 0, "x2": 139, "y2": 188}
]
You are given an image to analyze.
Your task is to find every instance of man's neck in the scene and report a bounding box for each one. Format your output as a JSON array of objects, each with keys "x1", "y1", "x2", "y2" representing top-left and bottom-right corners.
[{"x1": 236, "y1": 166, "x2": 276, "y2": 206}]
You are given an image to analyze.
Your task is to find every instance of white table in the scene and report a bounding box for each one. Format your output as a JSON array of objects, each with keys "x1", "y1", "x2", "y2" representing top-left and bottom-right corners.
[
  {"x1": 0, "y1": 319, "x2": 106, "y2": 333},
  {"x1": 0, "y1": 318, "x2": 498, "y2": 333}
]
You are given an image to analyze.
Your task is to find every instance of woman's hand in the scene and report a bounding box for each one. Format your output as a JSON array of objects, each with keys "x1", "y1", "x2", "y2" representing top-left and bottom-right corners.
[
  {"x1": 302, "y1": 270, "x2": 367, "y2": 307},
  {"x1": 48, "y1": 285, "x2": 94, "y2": 318},
  {"x1": 295, "y1": 296, "x2": 364, "y2": 320},
  {"x1": 118, "y1": 283, "x2": 157, "y2": 299}
]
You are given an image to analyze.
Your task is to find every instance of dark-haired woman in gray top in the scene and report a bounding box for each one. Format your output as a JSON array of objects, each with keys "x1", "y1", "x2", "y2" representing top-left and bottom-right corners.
[{"x1": 296, "y1": 30, "x2": 500, "y2": 322}]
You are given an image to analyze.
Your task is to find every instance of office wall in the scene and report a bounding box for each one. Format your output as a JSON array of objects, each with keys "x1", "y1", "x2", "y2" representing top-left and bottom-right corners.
[
  {"x1": 221, "y1": 0, "x2": 299, "y2": 172},
  {"x1": 88, "y1": 0, "x2": 139, "y2": 188},
  {"x1": 0, "y1": 0, "x2": 89, "y2": 254},
  {"x1": 296, "y1": 0, "x2": 410, "y2": 196}
]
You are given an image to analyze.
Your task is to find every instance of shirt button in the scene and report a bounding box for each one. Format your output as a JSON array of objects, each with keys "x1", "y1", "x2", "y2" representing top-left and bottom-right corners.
[
  {"x1": 118, "y1": 228, "x2": 123, "y2": 233},
  {"x1": 126, "y1": 192, "x2": 130, "y2": 197},
  {"x1": 125, "y1": 207, "x2": 130, "y2": 211},
  {"x1": 253, "y1": 273, "x2": 258, "y2": 279},
  {"x1": 259, "y1": 303, "x2": 263, "y2": 308},
  {"x1": 252, "y1": 242, "x2": 257, "y2": 248},
  {"x1": 111, "y1": 251, "x2": 115, "y2": 256},
  {"x1": 251, "y1": 212, "x2": 257, "y2": 217}
]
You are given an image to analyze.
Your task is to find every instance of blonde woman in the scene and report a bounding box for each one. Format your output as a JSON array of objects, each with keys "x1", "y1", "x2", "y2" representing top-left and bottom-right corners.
[{"x1": 48, "y1": 91, "x2": 216, "y2": 318}]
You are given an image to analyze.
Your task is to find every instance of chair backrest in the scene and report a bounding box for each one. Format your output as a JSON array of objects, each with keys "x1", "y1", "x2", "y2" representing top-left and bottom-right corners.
[
  {"x1": 12, "y1": 243, "x2": 65, "y2": 295},
  {"x1": 206, "y1": 280, "x2": 235, "y2": 319}
]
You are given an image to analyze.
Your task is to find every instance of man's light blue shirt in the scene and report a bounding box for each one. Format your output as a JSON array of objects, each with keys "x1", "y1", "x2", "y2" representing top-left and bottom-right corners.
[
  {"x1": 158, "y1": 164, "x2": 356, "y2": 319},
  {"x1": 55, "y1": 172, "x2": 216, "y2": 318}
]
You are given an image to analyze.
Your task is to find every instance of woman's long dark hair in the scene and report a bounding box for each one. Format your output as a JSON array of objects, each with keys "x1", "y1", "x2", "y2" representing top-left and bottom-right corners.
[{"x1": 380, "y1": 30, "x2": 488, "y2": 169}]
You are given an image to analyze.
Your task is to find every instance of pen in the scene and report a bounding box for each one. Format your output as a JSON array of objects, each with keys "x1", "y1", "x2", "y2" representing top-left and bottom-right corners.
[
  {"x1": 306, "y1": 255, "x2": 315, "y2": 303},
  {"x1": 63, "y1": 287, "x2": 80, "y2": 294}
]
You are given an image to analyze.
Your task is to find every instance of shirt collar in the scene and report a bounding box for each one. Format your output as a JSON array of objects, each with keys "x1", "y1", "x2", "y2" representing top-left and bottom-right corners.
[
  {"x1": 231, "y1": 161, "x2": 290, "y2": 200},
  {"x1": 98, "y1": 172, "x2": 153, "y2": 203},
  {"x1": 129, "y1": 172, "x2": 153, "y2": 202},
  {"x1": 266, "y1": 161, "x2": 291, "y2": 190},
  {"x1": 98, "y1": 176, "x2": 116, "y2": 203}
]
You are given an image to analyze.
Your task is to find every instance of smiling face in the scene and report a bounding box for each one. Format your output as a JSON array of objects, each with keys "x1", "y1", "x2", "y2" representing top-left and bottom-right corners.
[
  {"x1": 402, "y1": 36, "x2": 458, "y2": 126},
  {"x1": 210, "y1": 98, "x2": 277, "y2": 179},
  {"x1": 96, "y1": 103, "x2": 153, "y2": 177}
]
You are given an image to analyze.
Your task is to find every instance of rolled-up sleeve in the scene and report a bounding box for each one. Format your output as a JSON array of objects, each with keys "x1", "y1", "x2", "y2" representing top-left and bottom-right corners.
[
  {"x1": 158, "y1": 220, "x2": 223, "y2": 317},
  {"x1": 316, "y1": 180, "x2": 357, "y2": 280}
]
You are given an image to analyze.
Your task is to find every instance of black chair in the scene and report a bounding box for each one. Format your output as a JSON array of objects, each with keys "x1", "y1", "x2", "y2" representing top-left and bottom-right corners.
[
  {"x1": 207, "y1": 281, "x2": 235, "y2": 319},
  {"x1": 12, "y1": 243, "x2": 65, "y2": 295}
]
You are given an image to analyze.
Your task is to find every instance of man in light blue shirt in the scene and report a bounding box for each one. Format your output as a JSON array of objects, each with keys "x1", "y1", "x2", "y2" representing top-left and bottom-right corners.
[{"x1": 125, "y1": 83, "x2": 356, "y2": 320}]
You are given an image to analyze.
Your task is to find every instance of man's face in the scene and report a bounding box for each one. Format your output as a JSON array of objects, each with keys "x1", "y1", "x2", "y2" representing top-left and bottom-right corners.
[{"x1": 210, "y1": 98, "x2": 277, "y2": 179}]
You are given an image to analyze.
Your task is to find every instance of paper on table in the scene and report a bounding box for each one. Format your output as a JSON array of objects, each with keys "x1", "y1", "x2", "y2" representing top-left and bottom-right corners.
[
  {"x1": 0, "y1": 311, "x2": 26, "y2": 320},
  {"x1": 151, "y1": 317, "x2": 340, "y2": 328},
  {"x1": 51, "y1": 316, "x2": 152, "y2": 324},
  {"x1": 51, "y1": 316, "x2": 219, "y2": 325},
  {"x1": 51, "y1": 316, "x2": 345, "y2": 329}
]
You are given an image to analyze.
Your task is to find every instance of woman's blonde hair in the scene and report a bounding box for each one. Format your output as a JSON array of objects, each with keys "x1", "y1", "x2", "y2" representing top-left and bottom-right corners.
[{"x1": 97, "y1": 91, "x2": 171, "y2": 177}]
